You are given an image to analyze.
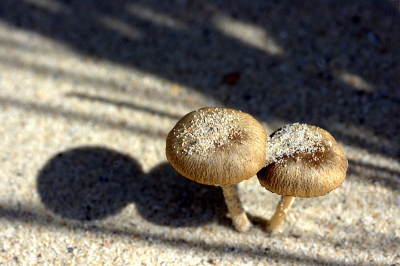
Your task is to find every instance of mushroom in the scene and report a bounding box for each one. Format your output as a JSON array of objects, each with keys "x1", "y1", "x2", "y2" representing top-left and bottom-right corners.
[
  {"x1": 257, "y1": 123, "x2": 348, "y2": 232},
  {"x1": 166, "y1": 107, "x2": 267, "y2": 232}
]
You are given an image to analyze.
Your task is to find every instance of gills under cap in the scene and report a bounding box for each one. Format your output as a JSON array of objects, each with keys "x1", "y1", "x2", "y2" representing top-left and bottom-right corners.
[
  {"x1": 257, "y1": 123, "x2": 348, "y2": 198},
  {"x1": 166, "y1": 107, "x2": 267, "y2": 186}
]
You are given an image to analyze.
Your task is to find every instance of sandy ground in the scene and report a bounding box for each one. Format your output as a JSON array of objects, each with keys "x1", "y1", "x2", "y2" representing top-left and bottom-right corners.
[{"x1": 1, "y1": 0, "x2": 400, "y2": 265}]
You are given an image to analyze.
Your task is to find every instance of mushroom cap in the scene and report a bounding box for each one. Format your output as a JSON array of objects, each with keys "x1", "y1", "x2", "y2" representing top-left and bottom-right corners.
[
  {"x1": 166, "y1": 107, "x2": 267, "y2": 186},
  {"x1": 257, "y1": 123, "x2": 348, "y2": 198}
]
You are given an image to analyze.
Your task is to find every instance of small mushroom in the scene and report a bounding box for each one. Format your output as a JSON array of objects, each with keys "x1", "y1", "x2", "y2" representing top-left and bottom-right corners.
[
  {"x1": 257, "y1": 123, "x2": 348, "y2": 233},
  {"x1": 166, "y1": 107, "x2": 267, "y2": 232}
]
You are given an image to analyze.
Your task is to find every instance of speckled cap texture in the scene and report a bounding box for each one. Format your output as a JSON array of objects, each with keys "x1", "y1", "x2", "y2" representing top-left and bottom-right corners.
[
  {"x1": 257, "y1": 123, "x2": 348, "y2": 198},
  {"x1": 166, "y1": 107, "x2": 267, "y2": 186}
]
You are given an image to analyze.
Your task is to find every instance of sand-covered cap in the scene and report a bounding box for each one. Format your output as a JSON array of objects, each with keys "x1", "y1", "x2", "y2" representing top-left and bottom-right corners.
[
  {"x1": 166, "y1": 107, "x2": 267, "y2": 186},
  {"x1": 257, "y1": 123, "x2": 348, "y2": 198}
]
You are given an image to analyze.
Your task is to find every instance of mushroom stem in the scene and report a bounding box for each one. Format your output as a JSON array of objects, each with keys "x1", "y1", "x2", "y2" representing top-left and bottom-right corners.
[
  {"x1": 268, "y1": 195, "x2": 295, "y2": 232},
  {"x1": 221, "y1": 185, "x2": 251, "y2": 232}
]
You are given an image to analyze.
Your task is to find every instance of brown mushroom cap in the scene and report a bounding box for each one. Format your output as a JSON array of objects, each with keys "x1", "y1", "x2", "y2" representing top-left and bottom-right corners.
[
  {"x1": 257, "y1": 123, "x2": 348, "y2": 198},
  {"x1": 166, "y1": 107, "x2": 267, "y2": 186}
]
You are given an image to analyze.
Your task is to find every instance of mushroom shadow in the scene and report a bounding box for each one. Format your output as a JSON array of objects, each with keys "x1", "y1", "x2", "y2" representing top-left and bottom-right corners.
[
  {"x1": 132, "y1": 162, "x2": 227, "y2": 227},
  {"x1": 37, "y1": 146, "x2": 142, "y2": 220},
  {"x1": 37, "y1": 147, "x2": 227, "y2": 227}
]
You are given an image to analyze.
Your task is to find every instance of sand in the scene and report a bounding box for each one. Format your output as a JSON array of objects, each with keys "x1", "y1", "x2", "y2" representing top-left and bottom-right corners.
[{"x1": 0, "y1": 0, "x2": 399, "y2": 265}]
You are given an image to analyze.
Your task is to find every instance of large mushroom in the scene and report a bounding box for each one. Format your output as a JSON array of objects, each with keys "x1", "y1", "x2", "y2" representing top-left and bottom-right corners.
[
  {"x1": 257, "y1": 123, "x2": 348, "y2": 232},
  {"x1": 166, "y1": 107, "x2": 267, "y2": 232}
]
